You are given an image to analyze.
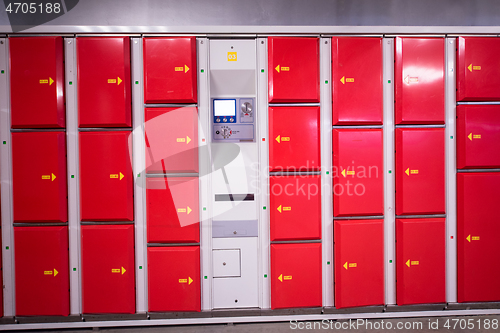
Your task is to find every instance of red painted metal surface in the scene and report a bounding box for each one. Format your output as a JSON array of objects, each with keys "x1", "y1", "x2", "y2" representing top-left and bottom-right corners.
[
  {"x1": 77, "y1": 37, "x2": 131, "y2": 127},
  {"x1": 12, "y1": 132, "x2": 67, "y2": 222},
  {"x1": 10, "y1": 37, "x2": 65, "y2": 129},
  {"x1": 269, "y1": 176, "x2": 321, "y2": 241},
  {"x1": 395, "y1": 37, "x2": 445, "y2": 124},
  {"x1": 81, "y1": 225, "x2": 135, "y2": 314},
  {"x1": 15, "y1": 226, "x2": 69, "y2": 316},
  {"x1": 396, "y1": 218, "x2": 446, "y2": 305},
  {"x1": 145, "y1": 107, "x2": 198, "y2": 174},
  {"x1": 271, "y1": 243, "x2": 322, "y2": 309},
  {"x1": 147, "y1": 177, "x2": 199, "y2": 243},
  {"x1": 0, "y1": 232, "x2": 2, "y2": 318},
  {"x1": 268, "y1": 37, "x2": 320, "y2": 103},
  {"x1": 332, "y1": 37, "x2": 383, "y2": 125},
  {"x1": 395, "y1": 128, "x2": 445, "y2": 215},
  {"x1": 457, "y1": 105, "x2": 500, "y2": 169},
  {"x1": 457, "y1": 37, "x2": 500, "y2": 101},
  {"x1": 457, "y1": 173, "x2": 500, "y2": 303},
  {"x1": 79, "y1": 131, "x2": 134, "y2": 221},
  {"x1": 333, "y1": 129, "x2": 384, "y2": 217},
  {"x1": 269, "y1": 106, "x2": 320, "y2": 172},
  {"x1": 143, "y1": 37, "x2": 197, "y2": 104},
  {"x1": 148, "y1": 246, "x2": 200, "y2": 312},
  {"x1": 334, "y1": 219, "x2": 384, "y2": 309}
]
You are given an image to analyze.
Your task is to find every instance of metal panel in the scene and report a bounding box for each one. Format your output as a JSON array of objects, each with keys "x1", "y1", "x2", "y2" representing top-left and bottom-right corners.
[
  {"x1": 269, "y1": 176, "x2": 321, "y2": 241},
  {"x1": 270, "y1": 243, "x2": 322, "y2": 309},
  {"x1": 333, "y1": 129, "x2": 384, "y2": 217},
  {"x1": 395, "y1": 37, "x2": 445, "y2": 125},
  {"x1": 268, "y1": 106, "x2": 320, "y2": 172},
  {"x1": 12, "y1": 132, "x2": 67, "y2": 222},
  {"x1": 395, "y1": 128, "x2": 445, "y2": 215},
  {"x1": 145, "y1": 107, "x2": 199, "y2": 174},
  {"x1": 148, "y1": 246, "x2": 200, "y2": 312},
  {"x1": 334, "y1": 219, "x2": 384, "y2": 309},
  {"x1": 456, "y1": 105, "x2": 500, "y2": 169},
  {"x1": 213, "y1": 249, "x2": 240, "y2": 277},
  {"x1": 79, "y1": 131, "x2": 134, "y2": 222},
  {"x1": 457, "y1": 37, "x2": 500, "y2": 101},
  {"x1": 396, "y1": 218, "x2": 446, "y2": 305},
  {"x1": 146, "y1": 177, "x2": 199, "y2": 243},
  {"x1": 268, "y1": 37, "x2": 319, "y2": 103},
  {"x1": 81, "y1": 224, "x2": 135, "y2": 314},
  {"x1": 457, "y1": 173, "x2": 500, "y2": 303},
  {"x1": 332, "y1": 37, "x2": 383, "y2": 125},
  {"x1": 77, "y1": 37, "x2": 131, "y2": 127},
  {"x1": 14, "y1": 226, "x2": 69, "y2": 316},
  {"x1": 10, "y1": 37, "x2": 65, "y2": 129},
  {"x1": 143, "y1": 37, "x2": 197, "y2": 104}
]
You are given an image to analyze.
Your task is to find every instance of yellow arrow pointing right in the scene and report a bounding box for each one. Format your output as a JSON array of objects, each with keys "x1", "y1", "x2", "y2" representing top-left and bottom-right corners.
[
  {"x1": 49, "y1": 77, "x2": 54, "y2": 85},
  {"x1": 117, "y1": 77, "x2": 122, "y2": 85},
  {"x1": 185, "y1": 65, "x2": 190, "y2": 73},
  {"x1": 54, "y1": 268, "x2": 58, "y2": 277}
]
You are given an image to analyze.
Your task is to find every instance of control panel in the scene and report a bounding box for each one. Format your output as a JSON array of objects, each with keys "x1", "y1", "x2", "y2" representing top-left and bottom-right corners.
[{"x1": 212, "y1": 98, "x2": 255, "y2": 142}]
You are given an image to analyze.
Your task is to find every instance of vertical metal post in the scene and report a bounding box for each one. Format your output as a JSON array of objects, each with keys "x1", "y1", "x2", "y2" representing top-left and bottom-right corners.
[
  {"x1": 64, "y1": 37, "x2": 81, "y2": 315},
  {"x1": 131, "y1": 37, "x2": 147, "y2": 313},
  {"x1": 383, "y1": 37, "x2": 396, "y2": 306},
  {"x1": 445, "y1": 37, "x2": 457, "y2": 304},
  {"x1": 320, "y1": 37, "x2": 333, "y2": 308},
  {"x1": 0, "y1": 37, "x2": 15, "y2": 317}
]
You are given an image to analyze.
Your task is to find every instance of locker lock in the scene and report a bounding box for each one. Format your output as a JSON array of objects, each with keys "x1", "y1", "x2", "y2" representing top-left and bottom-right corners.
[
  {"x1": 233, "y1": 231, "x2": 237, "y2": 235},
  {"x1": 223, "y1": 262, "x2": 226, "y2": 266}
]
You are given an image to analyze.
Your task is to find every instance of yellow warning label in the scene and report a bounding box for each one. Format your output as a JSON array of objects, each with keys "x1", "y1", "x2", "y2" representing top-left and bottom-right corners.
[
  {"x1": 343, "y1": 262, "x2": 357, "y2": 270},
  {"x1": 110, "y1": 172, "x2": 124, "y2": 180},
  {"x1": 227, "y1": 52, "x2": 237, "y2": 61},
  {"x1": 468, "y1": 64, "x2": 482, "y2": 72},
  {"x1": 177, "y1": 207, "x2": 193, "y2": 214},
  {"x1": 406, "y1": 259, "x2": 419, "y2": 267},
  {"x1": 340, "y1": 76, "x2": 355, "y2": 84},
  {"x1": 41, "y1": 173, "x2": 56, "y2": 181},
  {"x1": 341, "y1": 169, "x2": 355, "y2": 177},
  {"x1": 405, "y1": 168, "x2": 419, "y2": 176},
  {"x1": 178, "y1": 277, "x2": 193, "y2": 284},
  {"x1": 111, "y1": 267, "x2": 126, "y2": 274},
  {"x1": 277, "y1": 205, "x2": 292, "y2": 213},
  {"x1": 44, "y1": 269, "x2": 58, "y2": 276},
  {"x1": 177, "y1": 136, "x2": 192, "y2": 144},
  {"x1": 278, "y1": 274, "x2": 292, "y2": 282},
  {"x1": 39, "y1": 78, "x2": 54, "y2": 85},
  {"x1": 275, "y1": 135, "x2": 290, "y2": 143},
  {"x1": 466, "y1": 235, "x2": 480, "y2": 242},
  {"x1": 108, "y1": 77, "x2": 122, "y2": 85}
]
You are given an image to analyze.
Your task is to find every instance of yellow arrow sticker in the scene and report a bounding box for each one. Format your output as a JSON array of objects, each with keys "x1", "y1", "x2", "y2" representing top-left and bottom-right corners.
[
  {"x1": 277, "y1": 205, "x2": 291, "y2": 213},
  {"x1": 468, "y1": 133, "x2": 481, "y2": 141},
  {"x1": 340, "y1": 76, "x2": 354, "y2": 84},
  {"x1": 39, "y1": 77, "x2": 54, "y2": 85},
  {"x1": 405, "y1": 168, "x2": 419, "y2": 176},
  {"x1": 341, "y1": 169, "x2": 355, "y2": 177},
  {"x1": 343, "y1": 262, "x2": 357, "y2": 270},
  {"x1": 468, "y1": 64, "x2": 481, "y2": 72},
  {"x1": 110, "y1": 172, "x2": 124, "y2": 180},
  {"x1": 176, "y1": 136, "x2": 191, "y2": 144},
  {"x1": 278, "y1": 274, "x2": 292, "y2": 282},
  {"x1": 108, "y1": 77, "x2": 122, "y2": 85},
  {"x1": 274, "y1": 65, "x2": 289, "y2": 73},
  {"x1": 177, "y1": 207, "x2": 192, "y2": 214},
  {"x1": 406, "y1": 260, "x2": 419, "y2": 267},
  {"x1": 44, "y1": 269, "x2": 58, "y2": 276},
  {"x1": 404, "y1": 75, "x2": 419, "y2": 84},
  {"x1": 275, "y1": 135, "x2": 290, "y2": 143},
  {"x1": 111, "y1": 267, "x2": 126, "y2": 274},
  {"x1": 41, "y1": 173, "x2": 56, "y2": 181},
  {"x1": 466, "y1": 234, "x2": 480, "y2": 242},
  {"x1": 179, "y1": 277, "x2": 194, "y2": 284}
]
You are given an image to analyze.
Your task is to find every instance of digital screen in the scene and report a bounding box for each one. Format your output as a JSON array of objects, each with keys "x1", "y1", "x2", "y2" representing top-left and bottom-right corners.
[{"x1": 214, "y1": 99, "x2": 236, "y2": 117}]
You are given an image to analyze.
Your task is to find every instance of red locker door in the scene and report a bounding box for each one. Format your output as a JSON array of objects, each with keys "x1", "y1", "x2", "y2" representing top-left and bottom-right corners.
[
  {"x1": 148, "y1": 246, "x2": 200, "y2": 312},
  {"x1": 270, "y1": 176, "x2": 321, "y2": 241},
  {"x1": 145, "y1": 107, "x2": 198, "y2": 174},
  {"x1": 15, "y1": 226, "x2": 69, "y2": 316},
  {"x1": 271, "y1": 243, "x2": 322, "y2": 309},
  {"x1": 77, "y1": 37, "x2": 131, "y2": 127},
  {"x1": 12, "y1": 132, "x2": 67, "y2": 222},
  {"x1": 334, "y1": 220, "x2": 384, "y2": 309},
  {"x1": 457, "y1": 173, "x2": 500, "y2": 302},
  {"x1": 143, "y1": 37, "x2": 197, "y2": 104},
  {"x1": 0, "y1": 230, "x2": 2, "y2": 318},
  {"x1": 81, "y1": 225, "x2": 135, "y2": 314},
  {"x1": 395, "y1": 37, "x2": 445, "y2": 124},
  {"x1": 396, "y1": 218, "x2": 446, "y2": 305},
  {"x1": 333, "y1": 129, "x2": 384, "y2": 217},
  {"x1": 10, "y1": 37, "x2": 65, "y2": 128},
  {"x1": 80, "y1": 131, "x2": 134, "y2": 221},
  {"x1": 332, "y1": 37, "x2": 383, "y2": 125},
  {"x1": 457, "y1": 105, "x2": 500, "y2": 169},
  {"x1": 457, "y1": 37, "x2": 500, "y2": 101},
  {"x1": 268, "y1": 37, "x2": 319, "y2": 103},
  {"x1": 395, "y1": 128, "x2": 445, "y2": 215},
  {"x1": 269, "y1": 106, "x2": 320, "y2": 172},
  {"x1": 147, "y1": 177, "x2": 199, "y2": 243}
]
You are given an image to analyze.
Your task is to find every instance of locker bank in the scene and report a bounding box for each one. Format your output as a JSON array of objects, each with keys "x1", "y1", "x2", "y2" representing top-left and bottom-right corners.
[{"x1": 1, "y1": 1, "x2": 500, "y2": 330}]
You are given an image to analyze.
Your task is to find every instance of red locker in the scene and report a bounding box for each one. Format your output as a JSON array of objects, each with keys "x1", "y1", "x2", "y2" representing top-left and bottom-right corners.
[
  {"x1": 332, "y1": 37, "x2": 383, "y2": 125},
  {"x1": 271, "y1": 243, "x2": 322, "y2": 309},
  {"x1": 143, "y1": 37, "x2": 197, "y2": 104},
  {"x1": 457, "y1": 105, "x2": 500, "y2": 169},
  {"x1": 395, "y1": 37, "x2": 445, "y2": 124},
  {"x1": 10, "y1": 37, "x2": 65, "y2": 128},
  {"x1": 269, "y1": 176, "x2": 321, "y2": 241},
  {"x1": 0, "y1": 230, "x2": 2, "y2": 318},
  {"x1": 396, "y1": 218, "x2": 446, "y2": 305},
  {"x1": 395, "y1": 128, "x2": 445, "y2": 215},
  {"x1": 334, "y1": 220, "x2": 384, "y2": 309},
  {"x1": 12, "y1": 132, "x2": 67, "y2": 222},
  {"x1": 148, "y1": 246, "x2": 200, "y2": 312},
  {"x1": 269, "y1": 106, "x2": 320, "y2": 172},
  {"x1": 145, "y1": 107, "x2": 198, "y2": 174},
  {"x1": 147, "y1": 177, "x2": 199, "y2": 243},
  {"x1": 268, "y1": 37, "x2": 319, "y2": 103},
  {"x1": 333, "y1": 129, "x2": 384, "y2": 217},
  {"x1": 81, "y1": 225, "x2": 135, "y2": 314},
  {"x1": 77, "y1": 37, "x2": 131, "y2": 127},
  {"x1": 457, "y1": 37, "x2": 500, "y2": 101},
  {"x1": 15, "y1": 226, "x2": 69, "y2": 316},
  {"x1": 80, "y1": 131, "x2": 134, "y2": 221},
  {"x1": 457, "y1": 173, "x2": 500, "y2": 302}
]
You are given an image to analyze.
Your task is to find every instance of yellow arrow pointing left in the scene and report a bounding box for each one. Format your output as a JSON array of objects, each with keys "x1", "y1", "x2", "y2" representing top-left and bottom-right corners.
[
  {"x1": 275, "y1": 135, "x2": 281, "y2": 143},
  {"x1": 275, "y1": 65, "x2": 280, "y2": 73},
  {"x1": 277, "y1": 205, "x2": 282, "y2": 213},
  {"x1": 278, "y1": 274, "x2": 283, "y2": 282}
]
